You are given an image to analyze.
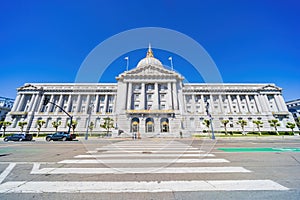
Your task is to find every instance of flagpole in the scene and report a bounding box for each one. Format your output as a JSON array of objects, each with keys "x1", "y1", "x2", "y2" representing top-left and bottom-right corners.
[
  {"x1": 168, "y1": 57, "x2": 173, "y2": 71},
  {"x1": 125, "y1": 57, "x2": 129, "y2": 71}
]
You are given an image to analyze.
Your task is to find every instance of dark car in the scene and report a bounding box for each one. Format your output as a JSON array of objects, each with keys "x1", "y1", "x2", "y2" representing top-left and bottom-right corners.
[
  {"x1": 4, "y1": 133, "x2": 33, "y2": 142},
  {"x1": 45, "y1": 132, "x2": 76, "y2": 142}
]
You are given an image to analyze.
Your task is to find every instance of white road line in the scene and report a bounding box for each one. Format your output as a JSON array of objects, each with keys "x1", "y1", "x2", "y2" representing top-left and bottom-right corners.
[
  {"x1": 97, "y1": 147, "x2": 201, "y2": 150},
  {"x1": 86, "y1": 151, "x2": 98, "y2": 154},
  {"x1": 97, "y1": 150, "x2": 205, "y2": 153},
  {"x1": 75, "y1": 154, "x2": 215, "y2": 158},
  {"x1": 0, "y1": 162, "x2": 56, "y2": 165},
  {"x1": 0, "y1": 163, "x2": 16, "y2": 184},
  {"x1": 31, "y1": 166, "x2": 250, "y2": 174},
  {"x1": 0, "y1": 180, "x2": 288, "y2": 193},
  {"x1": 59, "y1": 158, "x2": 229, "y2": 164}
]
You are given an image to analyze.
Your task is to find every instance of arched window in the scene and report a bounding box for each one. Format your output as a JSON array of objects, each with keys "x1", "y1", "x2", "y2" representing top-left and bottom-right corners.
[
  {"x1": 145, "y1": 118, "x2": 154, "y2": 132},
  {"x1": 131, "y1": 117, "x2": 139, "y2": 132}
]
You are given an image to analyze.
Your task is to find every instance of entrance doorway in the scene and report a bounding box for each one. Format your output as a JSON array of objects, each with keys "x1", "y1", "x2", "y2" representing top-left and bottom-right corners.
[{"x1": 160, "y1": 118, "x2": 169, "y2": 132}]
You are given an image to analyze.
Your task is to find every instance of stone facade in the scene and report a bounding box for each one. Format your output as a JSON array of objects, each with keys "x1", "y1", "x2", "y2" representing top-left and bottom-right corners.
[{"x1": 5, "y1": 47, "x2": 295, "y2": 136}]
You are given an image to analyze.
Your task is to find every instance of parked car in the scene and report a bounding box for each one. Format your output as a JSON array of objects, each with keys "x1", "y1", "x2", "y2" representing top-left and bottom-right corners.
[
  {"x1": 4, "y1": 133, "x2": 33, "y2": 142},
  {"x1": 45, "y1": 132, "x2": 76, "y2": 142}
]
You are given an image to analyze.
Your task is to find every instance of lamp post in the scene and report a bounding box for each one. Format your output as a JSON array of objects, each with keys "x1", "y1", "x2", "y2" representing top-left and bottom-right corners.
[
  {"x1": 85, "y1": 103, "x2": 94, "y2": 140},
  {"x1": 205, "y1": 102, "x2": 215, "y2": 140}
]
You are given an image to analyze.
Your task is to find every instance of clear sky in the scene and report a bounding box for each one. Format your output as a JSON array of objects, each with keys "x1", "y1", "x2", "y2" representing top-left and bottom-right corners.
[{"x1": 0, "y1": 0, "x2": 299, "y2": 101}]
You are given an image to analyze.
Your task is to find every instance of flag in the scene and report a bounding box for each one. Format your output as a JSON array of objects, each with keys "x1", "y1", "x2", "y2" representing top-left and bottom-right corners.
[
  {"x1": 168, "y1": 56, "x2": 172, "y2": 60},
  {"x1": 124, "y1": 57, "x2": 129, "y2": 60}
]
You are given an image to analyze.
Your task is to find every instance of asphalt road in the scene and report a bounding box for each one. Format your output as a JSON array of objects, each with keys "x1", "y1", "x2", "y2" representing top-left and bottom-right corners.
[{"x1": 0, "y1": 136, "x2": 299, "y2": 200}]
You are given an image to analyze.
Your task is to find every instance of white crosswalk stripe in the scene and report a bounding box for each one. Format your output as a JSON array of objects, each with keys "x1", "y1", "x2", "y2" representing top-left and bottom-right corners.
[{"x1": 0, "y1": 140, "x2": 289, "y2": 193}]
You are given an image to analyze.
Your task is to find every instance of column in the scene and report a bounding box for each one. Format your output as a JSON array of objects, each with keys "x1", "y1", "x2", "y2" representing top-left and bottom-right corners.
[
  {"x1": 104, "y1": 95, "x2": 108, "y2": 113},
  {"x1": 86, "y1": 95, "x2": 91, "y2": 113},
  {"x1": 172, "y1": 82, "x2": 178, "y2": 110},
  {"x1": 76, "y1": 95, "x2": 81, "y2": 113},
  {"x1": 168, "y1": 82, "x2": 173, "y2": 110},
  {"x1": 236, "y1": 95, "x2": 242, "y2": 113},
  {"x1": 94, "y1": 95, "x2": 99, "y2": 113},
  {"x1": 153, "y1": 82, "x2": 159, "y2": 110},
  {"x1": 219, "y1": 95, "x2": 224, "y2": 113},
  {"x1": 200, "y1": 95, "x2": 205, "y2": 113},
  {"x1": 29, "y1": 94, "x2": 39, "y2": 112},
  {"x1": 55, "y1": 95, "x2": 63, "y2": 113},
  {"x1": 31, "y1": 94, "x2": 41, "y2": 112},
  {"x1": 141, "y1": 83, "x2": 145, "y2": 110},
  {"x1": 254, "y1": 95, "x2": 262, "y2": 113},
  {"x1": 245, "y1": 95, "x2": 252, "y2": 113},
  {"x1": 46, "y1": 95, "x2": 54, "y2": 112},
  {"x1": 191, "y1": 95, "x2": 196, "y2": 113},
  {"x1": 277, "y1": 95, "x2": 289, "y2": 112},
  {"x1": 16, "y1": 94, "x2": 25, "y2": 111},
  {"x1": 274, "y1": 95, "x2": 283, "y2": 111},
  {"x1": 127, "y1": 83, "x2": 132, "y2": 110},
  {"x1": 66, "y1": 95, "x2": 72, "y2": 113},
  {"x1": 227, "y1": 95, "x2": 233, "y2": 113},
  {"x1": 209, "y1": 95, "x2": 213, "y2": 113},
  {"x1": 37, "y1": 95, "x2": 45, "y2": 112},
  {"x1": 263, "y1": 94, "x2": 270, "y2": 112},
  {"x1": 27, "y1": 94, "x2": 36, "y2": 112},
  {"x1": 11, "y1": 94, "x2": 21, "y2": 112}
]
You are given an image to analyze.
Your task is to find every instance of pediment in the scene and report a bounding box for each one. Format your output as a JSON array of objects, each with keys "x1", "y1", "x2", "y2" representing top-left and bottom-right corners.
[
  {"x1": 125, "y1": 65, "x2": 178, "y2": 77},
  {"x1": 260, "y1": 84, "x2": 281, "y2": 91},
  {"x1": 19, "y1": 84, "x2": 39, "y2": 91}
]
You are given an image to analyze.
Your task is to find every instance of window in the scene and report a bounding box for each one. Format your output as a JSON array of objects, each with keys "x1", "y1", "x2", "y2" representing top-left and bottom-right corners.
[
  {"x1": 160, "y1": 104, "x2": 166, "y2": 110},
  {"x1": 108, "y1": 106, "x2": 113, "y2": 113},
  {"x1": 147, "y1": 94, "x2": 152, "y2": 100}
]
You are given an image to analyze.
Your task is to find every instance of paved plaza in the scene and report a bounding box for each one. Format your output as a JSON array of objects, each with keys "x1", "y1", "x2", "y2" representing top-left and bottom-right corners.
[{"x1": 0, "y1": 136, "x2": 300, "y2": 199}]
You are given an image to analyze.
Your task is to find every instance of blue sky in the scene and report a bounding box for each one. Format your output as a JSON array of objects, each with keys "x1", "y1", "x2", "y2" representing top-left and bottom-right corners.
[{"x1": 0, "y1": 0, "x2": 299, "y2": 101}]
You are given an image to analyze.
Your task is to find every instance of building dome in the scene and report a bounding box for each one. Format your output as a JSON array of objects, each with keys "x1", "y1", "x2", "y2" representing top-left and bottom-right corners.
[{"x1": 136, "y1": 44, "x2": 163, "y2": 68}]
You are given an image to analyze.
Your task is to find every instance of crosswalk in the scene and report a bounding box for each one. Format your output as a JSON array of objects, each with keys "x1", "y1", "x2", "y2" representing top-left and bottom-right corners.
[{"x1": 0, "y1": 139, "x2": 289, "y2": 193}]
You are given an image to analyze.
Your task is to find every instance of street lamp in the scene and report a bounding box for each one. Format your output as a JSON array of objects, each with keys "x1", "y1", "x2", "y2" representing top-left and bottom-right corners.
[
  {"x1": 43, "y1": 98, "x2": 73, "y2": 135},
  {"x1": 205, "y1": 102, "x2": 215, "y2": 140},
  {"x1": 85, "y1": 103, "x2": 94, "y2": 140}
]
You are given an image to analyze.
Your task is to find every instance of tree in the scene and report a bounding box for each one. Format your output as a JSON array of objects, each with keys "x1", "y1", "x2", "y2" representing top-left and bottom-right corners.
[
  {"x1": 51, "y1": 120, "x2": 61, "y2": 132},
  {"x1": 100, "y1": 117, "x2": 114, "y2": 136},
  {"x1": 252, "y1": 120, "x2": 263, "y2": 136},
  {"x1": 237, "y1": 120, "x2": 247, "y2": 135},
  {"x1": 18, "y1": 121, "x2": 28, "y2": 133},
  {"x1": 221, "y1": 119, "x2": 229, "y2": 135},
  {"x1": 286, "y1": 122, "x2": 296, "y2": 134},
  {"x1": 268, "y1": 119, "x2": 280, "y2": 135},
  {"x1": 36, "y1": 119, "x2": 45, "y2": 137},
  {"x1": 0, "y1": 121, "x2": 12, "y2": 137},
  {"x1": 67, "y1": 120, "x2": 78, "y2": 134},
  {"x1": 88, "y1": 121, "x2": 94, "y2": 136},
  {"x1": 203, "y1": 119, "x2": 210, "y2": 130}
]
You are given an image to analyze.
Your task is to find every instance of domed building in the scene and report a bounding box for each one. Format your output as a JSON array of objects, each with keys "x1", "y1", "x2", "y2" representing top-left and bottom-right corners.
[{"x1": 5, "y1": 46, "x2": 296, "y2": 136}]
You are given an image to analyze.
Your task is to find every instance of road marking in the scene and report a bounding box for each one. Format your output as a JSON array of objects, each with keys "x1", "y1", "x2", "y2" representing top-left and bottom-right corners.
[
  {"x1": 218, "y1": 147, "x2": 300, "y2": 152},
  {"x1": 0, "y1": 163, "x2": 16, "y2": 184},
  {"x1": 59, "y1": 158, "x2": 229, "y2": 164},
  {"x1": 75, "y1": 154, "x2": 215, "y2": 158},
  {"x1": 97, "y1": 150, "x2": 205, "y2": 153},
  {"x1": 97, "y1": 147, "x2": 201, "y2": 150},
  {"x1": 31, "y1": 165, "x2": 250, "y2": 174},
  {"x1": 0, "y1": 180, "x2": 288, "y2": 193},
  {"x1": 0, "y1": 162, "x2": 56, "y2": 165}
]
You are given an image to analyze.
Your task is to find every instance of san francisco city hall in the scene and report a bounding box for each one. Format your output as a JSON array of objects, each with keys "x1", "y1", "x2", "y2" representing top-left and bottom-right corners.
[{"x1": 5, "y1": 47, "x2": 295, "y2": 136}]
